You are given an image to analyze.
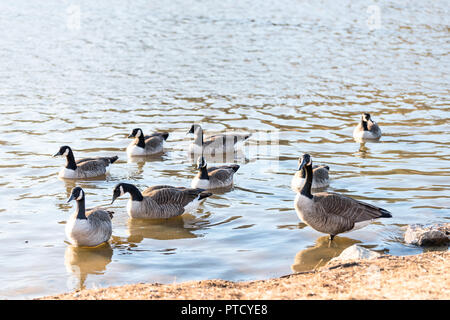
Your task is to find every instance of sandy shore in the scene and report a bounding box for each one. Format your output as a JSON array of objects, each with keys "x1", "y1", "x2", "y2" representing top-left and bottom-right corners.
[{"x1": 41, "y1": 250, "x2": 449, "y2": 300}]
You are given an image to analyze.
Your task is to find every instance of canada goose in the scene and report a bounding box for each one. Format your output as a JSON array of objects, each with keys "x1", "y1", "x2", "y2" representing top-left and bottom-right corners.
[
  {"x1": 111, "y1": 183, "x2": 212, "y2": 219},
  {"x1": 294, "y1": 154, "x2": 392, "y2": 240},
  {"x1": 127, "y1": 128, "x2": 169, "y2": 157},
  {"x1": 291, "y1": 158, "x2": 330, "y2": 191},
  {"x1": 353, "y1": 113, "x2": 382, "y2": 141},
  {"x1": 53, "y1": 146, "x2": 118, "y2": 179},
  {"x1": 65, "y1": 187, "x2": 113, "y2": 247},
  {"x1": 187, "y1": 124, "x2": 251, "y2": 155},
  {"x1": 191, "y1": 156, "x2": 240, "y2": 189}
]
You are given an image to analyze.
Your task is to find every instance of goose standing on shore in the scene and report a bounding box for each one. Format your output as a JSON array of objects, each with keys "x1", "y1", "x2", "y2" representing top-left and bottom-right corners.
[
  {"x1": 53, "y1": 146, "x2": 118, "y2": 179},
  {"x1": 65, "y1": 187, "x2": 113, "y2": 247},
  {"x1": 191, "y1": 156, "x2": 240, "y2": 189},
  {"x1": 294, "y1": 154, "x2": 392, "y2": 240},
  {"x1": 127, "y1": 128, "x2": 169, "y2": 157},
  {"x1": 111, "y1": 183, "x2": 212, "y2": 219},
  {"x1": 187, "y1": 124, "x2": 251, "y2": 155},
  {"x1": 353, "y1": 113, "x2": 382, "y2": 142},
  {"x1": 291, "y1": 157, "x2": 329, "y2": 191}
]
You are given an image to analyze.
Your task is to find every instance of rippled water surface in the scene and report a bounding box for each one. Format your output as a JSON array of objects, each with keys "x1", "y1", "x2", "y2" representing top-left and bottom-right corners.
[{"x1": 0, "y1": 0, "x2": 449, "y2": 299}]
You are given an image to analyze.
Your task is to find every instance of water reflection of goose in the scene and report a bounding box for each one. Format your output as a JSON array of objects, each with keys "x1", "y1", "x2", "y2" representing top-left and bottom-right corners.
[
  {"x1": 124, "y1": 215, "x2": 201, "y2": 243},
  {"x1": 355, "y1": 142, "x2": 370, "y2": 159},
  {"x1": 126, "y1": 152, "x2": 167, "y2": 177},
  {"x1": 64, "y1": 243, "x2": 113, "y2": 290},
  {"x1": 291, "y1": 236, "x2": 361, "y2": 273},
  {"x1": 294, "y1": 154, "x2": 392, "y2": 241}
]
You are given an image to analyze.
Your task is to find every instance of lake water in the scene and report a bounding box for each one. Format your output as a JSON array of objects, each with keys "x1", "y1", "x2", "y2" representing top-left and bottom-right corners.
[{"x1": 0, "y1": 0, "x2": 448, "y2": 299}]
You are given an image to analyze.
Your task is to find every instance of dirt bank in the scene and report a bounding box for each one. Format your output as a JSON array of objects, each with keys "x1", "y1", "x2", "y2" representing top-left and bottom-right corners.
[{"x1": 41, "y1": 250, "x2": 449, "y2": 300}]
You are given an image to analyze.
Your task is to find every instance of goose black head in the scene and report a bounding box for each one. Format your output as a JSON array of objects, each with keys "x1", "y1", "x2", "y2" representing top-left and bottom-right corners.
[
  {"x1": 187, "y1": 124, "x2": 202, "y2": 135},
  {"x1": 196, "y1": 156, "x2": 207, "y2": 169},
  {"x1": 362, "y1": 113, "x2": 371, "y2": 122},
  {"x1": 67, "y1": 187, "x2": 85, "y2": 203},
  {"x1": 111, "y1": 183, "x2": 127, "y2": 204},
  {"x1": 53, "y1": 145, "x2": 72, "y2": 157},
  {"x1": 298, "y1": 154, "x2": 312, "y2": 171},
  {"x1": 128, "y1": 128, "x2": 143, "y2": 139}
]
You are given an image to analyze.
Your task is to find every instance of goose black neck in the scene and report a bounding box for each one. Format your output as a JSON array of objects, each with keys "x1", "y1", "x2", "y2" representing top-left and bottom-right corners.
[
  {"x1": 136, "y1": 134, "x2": 146, "y2": 148},
  {"x1": 199, "y1": 166, "x2": 209, "y2": 180},
  {"x1": 300, "y1": 167, "x2": 306, "y2": 179},
  {"x1": 361, "y1": 119, "x2": 369, "y2": 131},
  {"x1": 65, "y1": 150, "x2": 77, "y2": 170},
  {"x1": 75, "y1": 199, "x2": 87, "y2": 220},
  {"x1": 300, "y1": 164, "x2": 313, "y2": 199},
  {"x1": 124, "y1": 184, "x2": 144, "y2": 202}
]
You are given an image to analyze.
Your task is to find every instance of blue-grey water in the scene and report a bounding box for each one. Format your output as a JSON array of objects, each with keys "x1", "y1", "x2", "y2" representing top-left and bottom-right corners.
[{"x1": 0, "y1": 0, "x2": 448, "y2": 299}]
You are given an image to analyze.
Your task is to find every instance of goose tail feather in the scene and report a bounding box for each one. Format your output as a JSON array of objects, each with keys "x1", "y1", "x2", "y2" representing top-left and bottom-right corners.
[
  {"x1": 198, "y1": 192, "x2": 213, "y2": 200},
  {"x1": 109, "y1": 156, "x2": 119, "y2": 164},
  {"x1": 379, "y1": 208, "x2": 392, "y2": 218}
]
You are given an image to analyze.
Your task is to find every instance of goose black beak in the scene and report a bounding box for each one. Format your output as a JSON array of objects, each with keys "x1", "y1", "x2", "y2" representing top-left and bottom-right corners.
[
  {"x1": 111, "y1": 194, "x2": 118, "y2": 205},
  {"x1": 67, "y1": 194, "x2": 75, "y2": 203},
  {"x1": 298, "y1": 158, "x2": 308, "y2": 171},
  {"x1": 53, "y1": 152, "x2": 61, "y2": 157},
  {"x1": 128, "y1": 134, "x2": 134, "y2": 138}
]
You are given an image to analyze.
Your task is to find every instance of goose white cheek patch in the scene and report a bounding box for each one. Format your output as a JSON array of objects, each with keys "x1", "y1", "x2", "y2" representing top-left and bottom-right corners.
[
  {"x1": 120, "y1": 186, "x2": 125, "y2": 196},
  {"x1": 63, "y1": 149, "x2": 69, "y2": 156},
  {"x1": 76, "y1": 191, "x2": 84, "y2": 201}
]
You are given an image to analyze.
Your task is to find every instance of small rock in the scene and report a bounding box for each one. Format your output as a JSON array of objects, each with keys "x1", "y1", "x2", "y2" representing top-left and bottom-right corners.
[
  {"x1": 330, "y1": 244, "x2": 381, "y2": 262},
  {"x1": 404, "y1": 223, "x2": 450, "y2": 246}
]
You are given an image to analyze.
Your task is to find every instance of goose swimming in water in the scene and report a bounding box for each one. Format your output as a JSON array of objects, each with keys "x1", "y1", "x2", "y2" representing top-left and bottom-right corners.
[
  {"x1": 65, "y1": 187, "x2": 113, "y2": 247},
  {"x1": 353, "y1": 113, "x2": 382, "y2": 142},
  {"x1": 111, "y1": 183, "x2": 212, "y2": 219},
  {"x1": 291, "y1": 157, "x2": 329, "y2": 191},
  {"x1": 191, "y1": 156, "x2": 240, "y2": 189},
  {"x1": 294, "y1": 154, "x2": 392, "y2": 240},
  {"x1": 53, "y1": 146, "x2": 118, "y2": 179},
  {"x1": 126, "y1": 128, "x2": 169, "y2": 157},
  {"x1": 187, "y1": 124, "x2": 251, "y2": 155}
]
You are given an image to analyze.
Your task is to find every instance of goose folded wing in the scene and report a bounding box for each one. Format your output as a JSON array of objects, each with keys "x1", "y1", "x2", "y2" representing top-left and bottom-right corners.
[
  {"x1": 77, "y1": 159, "x2": 108, "y2": 171},
  {"x1": 313, "y1": 192, "x2": 391, "y2": 223},
  {"x1": 148, "y1": 188, "x2": 201, "y2": 207},
  {"x1": 86, "y1": 208, "x2": 113, "y2": 222},
  {"x1": 76, "y1": 157, "x2": 110, "y2": 165},
  {"x1": 208, "y1": 168, "x2": 234, "y2": 181},
  {"x1": 144, "y1": 135, "x2": 164, "y2": 148},
  {"x1": 142, "y1": 185, "x2": 176, "y2": 196}
]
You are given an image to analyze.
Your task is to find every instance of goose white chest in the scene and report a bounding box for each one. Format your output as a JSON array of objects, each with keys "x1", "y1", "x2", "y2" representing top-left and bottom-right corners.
[
  {"x1": 191, "y1": 177, "x2": 210, "y2": 189},
  {"x1": 183, "y1": 197, "x2": 201, "y2": 214},
  {"x1": 294, "y1": 193, "x2": 315, "y2": 222},
  {"x1": 127, "y1": 144, "x2": 146, "y2": 157},
  {"x1": 127, "y1": 199, "x2": 146, "y2": 218},
  {"x1": 59, "y1": 167, "x2": 78, "y2": 179},
  {"x1": 65, "y1": 215, "x2": 107, "y2": 246}
]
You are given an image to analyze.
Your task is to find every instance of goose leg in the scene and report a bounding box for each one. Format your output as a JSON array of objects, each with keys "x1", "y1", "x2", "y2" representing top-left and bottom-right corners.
[{"x1": 329, "y1": 234, "x2": 335, "y2": 241}]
